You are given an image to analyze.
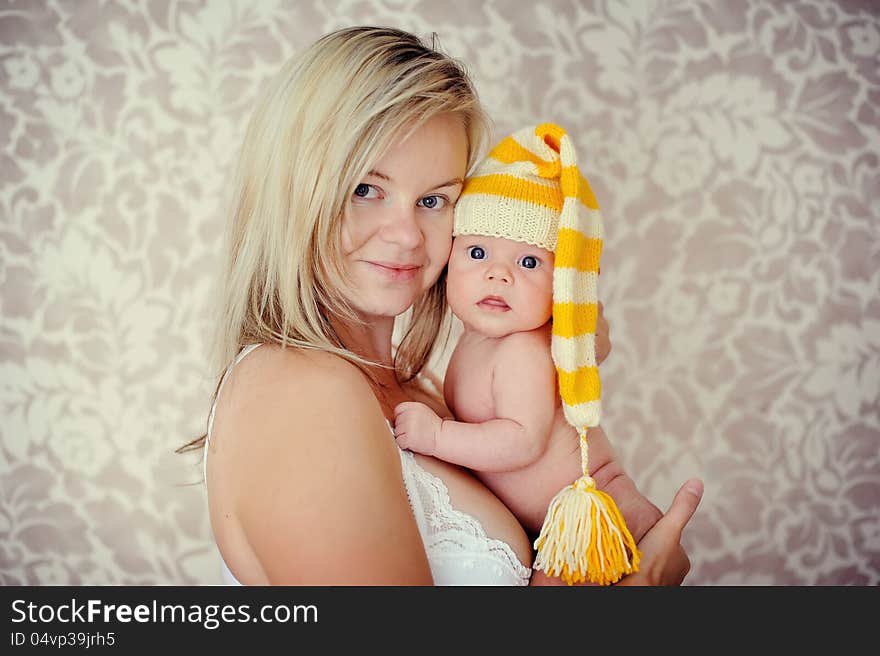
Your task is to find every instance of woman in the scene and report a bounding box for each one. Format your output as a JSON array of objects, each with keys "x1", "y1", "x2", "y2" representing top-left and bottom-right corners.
[{"x1": 181, "y1": 26, "x2": 702, "y2": 585}]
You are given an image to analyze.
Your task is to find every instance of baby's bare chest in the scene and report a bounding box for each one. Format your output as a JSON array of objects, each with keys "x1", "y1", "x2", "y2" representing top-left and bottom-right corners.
[{"x1": 443, "y1": 342, "x2": 500, "y2": 423}]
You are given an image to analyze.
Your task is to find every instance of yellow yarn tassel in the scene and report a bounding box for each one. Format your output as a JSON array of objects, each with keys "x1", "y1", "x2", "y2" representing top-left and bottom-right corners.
[{"x1": 533, "y1": 432, "x2": 640, "y2": 585}]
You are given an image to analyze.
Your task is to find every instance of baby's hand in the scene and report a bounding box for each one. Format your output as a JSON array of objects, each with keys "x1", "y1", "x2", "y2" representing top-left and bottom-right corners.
[{"x1": 393, "y1": 401, "x2": 441, "y2": 456}]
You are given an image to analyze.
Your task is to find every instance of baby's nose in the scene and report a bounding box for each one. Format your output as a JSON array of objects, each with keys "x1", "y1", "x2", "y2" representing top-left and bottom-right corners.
[{"x1": 486, "y1": 264, "x2": 511, "y2": 284}]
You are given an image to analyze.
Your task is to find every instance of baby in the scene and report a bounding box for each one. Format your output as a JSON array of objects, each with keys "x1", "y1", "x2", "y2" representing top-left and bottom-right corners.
[{"x1": 393, "y1": 123, "x2": 662, "y2": 584}]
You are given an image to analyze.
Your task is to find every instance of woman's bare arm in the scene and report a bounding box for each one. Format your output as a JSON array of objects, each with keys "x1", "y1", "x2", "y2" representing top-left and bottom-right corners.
[{"x1": 581, "y1": 425, "x2": 663, "y2": 543}]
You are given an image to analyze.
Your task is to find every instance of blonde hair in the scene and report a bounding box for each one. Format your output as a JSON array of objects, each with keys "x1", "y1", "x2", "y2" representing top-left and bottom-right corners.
[{"x1": 180, "y1": 26, "x2": 489, "y2": 453}]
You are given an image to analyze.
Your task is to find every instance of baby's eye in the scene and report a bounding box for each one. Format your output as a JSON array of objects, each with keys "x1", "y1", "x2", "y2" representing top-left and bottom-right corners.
[
  {"x1": 467, "y1": 246, "x2": 486, "y2": 260},
  {"x1": 353, "y1": 183, "x2": 380, "y2": 199},
  {"x1": 418, "y1": 195, "x2": 447, "y2": 210},
  {"x1": 519, "y1": 255, "x2": 540, "y2": 269}
]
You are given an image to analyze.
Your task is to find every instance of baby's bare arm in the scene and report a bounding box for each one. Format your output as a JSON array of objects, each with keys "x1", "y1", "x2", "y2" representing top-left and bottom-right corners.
[
  {"x1": 395, "y1": 407, "x2": 547, "y2": 471},
  {"x1": 396, "y1": 331, "x2": 557, "y2": 472}
]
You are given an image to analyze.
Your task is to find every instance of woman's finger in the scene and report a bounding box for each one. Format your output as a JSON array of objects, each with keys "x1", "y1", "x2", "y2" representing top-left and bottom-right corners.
[
  {"x1": 595, "y1": 301, "x2": 611, "y2": 365},
  {"x1": 660, "y1": 478, "x2": 704, "y2": 539}
]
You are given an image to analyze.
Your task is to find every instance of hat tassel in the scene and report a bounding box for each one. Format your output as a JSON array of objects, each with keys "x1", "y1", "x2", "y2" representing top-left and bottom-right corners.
[{"x1": 533, "y1": 432, "x2": 640, "y2": 585}]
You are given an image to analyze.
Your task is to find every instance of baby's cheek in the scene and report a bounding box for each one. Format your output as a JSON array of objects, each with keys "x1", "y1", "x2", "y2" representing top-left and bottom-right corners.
[{"x1": 541, "y1": 293, "x2": 553, "y2": 321}]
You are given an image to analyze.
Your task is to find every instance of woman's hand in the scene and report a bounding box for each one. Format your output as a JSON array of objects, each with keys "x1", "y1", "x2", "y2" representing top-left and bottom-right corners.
[
  {"x1": 596, "y1": 301, "x2": 611, "y2": 366},
  {"x1": 593, "y1": 302, "x2": 700, "y2": 585},
  {"x1": 617, "y1": 479, "x2": 704, "y2": 586}
]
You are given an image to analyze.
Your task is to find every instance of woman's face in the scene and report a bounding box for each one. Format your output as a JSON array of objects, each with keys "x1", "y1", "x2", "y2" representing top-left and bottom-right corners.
[{"x1": 340, "y1": 113, "x2": 468, "y2": 319}]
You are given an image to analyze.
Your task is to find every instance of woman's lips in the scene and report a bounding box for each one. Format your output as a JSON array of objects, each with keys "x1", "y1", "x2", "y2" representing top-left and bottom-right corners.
[
  {"x1": 477, "y1": 295, "x2": 510, "y2": 311},
  {"x1": 367, "y1": 261, "x2": 421, "y2": 282}
]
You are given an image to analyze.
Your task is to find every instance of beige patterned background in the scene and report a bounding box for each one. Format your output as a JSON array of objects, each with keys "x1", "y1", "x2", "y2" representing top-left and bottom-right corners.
[{"x1": 1, "y1": 0, "x2": 877, "y2": 586}]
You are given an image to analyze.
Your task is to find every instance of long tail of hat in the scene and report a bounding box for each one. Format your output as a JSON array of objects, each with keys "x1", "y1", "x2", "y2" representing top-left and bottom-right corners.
[
  {"x1": 529, "y1": 123, "x2": 640, "y2": 585},
  {"x1": 546, "y1": 123, "x2": 603, "y2": 431}
]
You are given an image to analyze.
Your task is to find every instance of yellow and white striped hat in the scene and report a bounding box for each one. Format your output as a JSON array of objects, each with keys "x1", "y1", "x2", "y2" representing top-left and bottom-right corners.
[{"x1": 454, "y1": 122, "x2": 604, "y2": 431}]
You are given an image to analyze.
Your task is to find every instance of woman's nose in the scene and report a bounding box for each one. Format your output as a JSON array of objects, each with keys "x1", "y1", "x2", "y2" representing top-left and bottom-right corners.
[{"x1": 380, "y1": 205, "x2": 423, "y2": 249}]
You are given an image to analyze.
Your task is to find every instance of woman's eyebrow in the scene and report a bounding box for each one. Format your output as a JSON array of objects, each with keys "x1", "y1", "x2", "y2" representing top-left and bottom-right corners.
[
  {"x1": 433, "y1": 177, "x2": 464, "y2": 189},
  {"x1": 366, "y1": 170, "x2": 464, "y2": 190},
  {"x1": 366, "y1": 169, "x2": 391, "y2": 181}
]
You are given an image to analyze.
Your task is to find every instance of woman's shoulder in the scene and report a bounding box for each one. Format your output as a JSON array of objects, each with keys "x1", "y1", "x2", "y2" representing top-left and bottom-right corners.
[
  {"x1": 237, "y1": 341, "x2": 364, "y2": 376},
  {"x1": 215, "y1": 344, "x2": 386, "y2": 452},
  {"x1": 212, "y1": 343, "x2": 397, "y2": 478},
  {"x1": 232, "y1": 343, "x2": 375, "y2": 406}
]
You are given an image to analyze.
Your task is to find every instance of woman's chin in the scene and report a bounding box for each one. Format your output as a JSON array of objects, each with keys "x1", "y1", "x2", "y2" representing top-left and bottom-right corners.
[{"x1": 351, "y1": 297, "x2": 416, "y2": 319}]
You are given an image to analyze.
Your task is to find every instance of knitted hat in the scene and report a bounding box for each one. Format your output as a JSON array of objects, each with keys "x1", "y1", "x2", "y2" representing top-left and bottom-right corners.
[
  {"x1": 455, "y1": 123, "x2": 603, "y2": 428},
  {"x1": 455, "y1": 123, "x2": 639, "y2": 585}
]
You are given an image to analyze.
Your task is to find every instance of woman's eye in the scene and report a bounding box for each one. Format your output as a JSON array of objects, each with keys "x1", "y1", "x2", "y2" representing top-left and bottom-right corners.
[
  {"x1": 353, "y1": 183, "x2": 379, "y2": 199},
  {"x1": 519, "y1": 255, "x2": 540, "y2": 269},
  {"x1": 467, "y1": 246, "x2": 486, "y2": 260},
  {"x1": 418, "y1": 195, "x2": 447, "y2": 210}
]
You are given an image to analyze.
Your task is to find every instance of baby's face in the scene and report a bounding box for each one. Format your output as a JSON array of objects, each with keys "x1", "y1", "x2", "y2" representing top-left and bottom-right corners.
[{"x1": 447, "y1": 234, "x2": 553, "y2": 338}]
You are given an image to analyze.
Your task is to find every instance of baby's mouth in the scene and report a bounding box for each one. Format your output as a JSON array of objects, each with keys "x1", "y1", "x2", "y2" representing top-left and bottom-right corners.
[{"x1": 477, "y1": 295, "x2": 510, "y2": 311}]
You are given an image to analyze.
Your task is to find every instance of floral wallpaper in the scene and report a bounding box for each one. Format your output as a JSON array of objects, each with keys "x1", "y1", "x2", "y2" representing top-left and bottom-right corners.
[{"x1": 1, "y1": 0, "x2": 877, "y2": 585}]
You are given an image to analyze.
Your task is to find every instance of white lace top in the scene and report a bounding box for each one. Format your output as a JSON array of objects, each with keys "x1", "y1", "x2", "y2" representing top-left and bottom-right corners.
[{"x1": 205, "y1": 344, "x2": 531, "y2": 586}]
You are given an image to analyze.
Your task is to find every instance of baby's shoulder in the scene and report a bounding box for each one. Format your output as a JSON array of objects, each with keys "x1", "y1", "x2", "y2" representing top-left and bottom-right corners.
[{"x1": 495, "y1": 326, "x2": 552, "y2": 361}]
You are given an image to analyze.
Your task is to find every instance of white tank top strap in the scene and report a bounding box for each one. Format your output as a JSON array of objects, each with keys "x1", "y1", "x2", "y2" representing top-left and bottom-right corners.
[{"x1": 204, "y1": 343, "x2": 262, "y2": 482}]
